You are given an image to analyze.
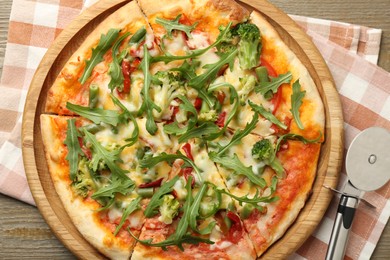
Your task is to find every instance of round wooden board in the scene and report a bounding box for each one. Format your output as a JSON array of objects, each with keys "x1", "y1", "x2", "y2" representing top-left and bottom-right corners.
[{"x1": 22, "y1": 0, "x2": 344, "y2": 259}]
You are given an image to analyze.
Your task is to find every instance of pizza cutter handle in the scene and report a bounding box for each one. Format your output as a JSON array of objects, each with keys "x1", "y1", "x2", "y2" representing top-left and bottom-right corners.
[{"x1": 325, "y1": 194, "x2": 358, "y2": 260}]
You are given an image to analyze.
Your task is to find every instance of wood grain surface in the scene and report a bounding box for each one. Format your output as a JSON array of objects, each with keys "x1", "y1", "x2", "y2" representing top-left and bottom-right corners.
[{"x1": 0, "y1": 0, "x2": 389, "y2": 259}]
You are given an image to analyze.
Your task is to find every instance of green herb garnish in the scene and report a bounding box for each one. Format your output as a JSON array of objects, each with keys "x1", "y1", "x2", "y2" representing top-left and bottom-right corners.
[
  {"x1": 290, "y1": 80, "x2": 306, "y2": 129},
  {"x1": 209, "y1": 151, "x2": 266, "y2": 188},
  {"x1": 256, "y1": 71, "x2": 292, "y2": 95},
  {"x1": 64, "y1": 119, "x2": 83, "y2": 181},
  {"x1": 215, "y1": 113, "x2": 259, "y2": 156},
  {"x1": 108, "y1": 32, "x2": 131, "y2": 92},
  {"x1": 156, "y1": 15, "x2": 198, "y2": 39},
  {"x1": 248, "y1": 100, "x2": 287, "y2": 130},
  {"x1": 82, "y1": 128, "x2": 129, "y2": 179},
  {"x1": 80, "y1": 28, "x2": 120, "y2": 84},
  {"x1": 138, "y1": 46, "x2": 162, "y2": 135},
  {"x1": 114, "y1": 197, "x2": 141, "y2": 236},
  {"x1": 66, "y1": 102, "x2": 120, "y2": 127}
]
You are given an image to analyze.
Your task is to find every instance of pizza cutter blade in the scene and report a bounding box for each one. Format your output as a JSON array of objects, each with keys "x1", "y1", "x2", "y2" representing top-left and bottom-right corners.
[{"x1": 326, "y1": 127, "x2": 390, "y2": 260}]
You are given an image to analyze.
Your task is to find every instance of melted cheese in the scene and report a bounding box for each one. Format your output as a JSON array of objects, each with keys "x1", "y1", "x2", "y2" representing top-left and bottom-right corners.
[
  {"x1": 173, "y1": 178, "x2": 187, "y2": 199},
  {"x1": 187, "y1": 32, "x2": 209, "y2": 49}
]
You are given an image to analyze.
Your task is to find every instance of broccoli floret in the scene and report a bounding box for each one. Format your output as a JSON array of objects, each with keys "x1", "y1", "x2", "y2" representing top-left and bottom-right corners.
[
  {"x1": 252, "y1": 139, "x2": 285, "y2": 177},
  {"x1": 236, "y1": 23, "x2": 261, "y2": 70},
  {"x1": 72, "y1": 157, "x2": 96, "y2": 197},
  {"x1": 216, "y1": 25, "x2": 240, "y2": 54},
  {"x1": 198, "y1": 110, "x2": 218, "y2": 122},
  {"x1": 216, "y1": 23, "x2": 261, "y2": 69},
  {"x1": 151, "y1": 71, "x2": 186, "y2": 119},
  {"x1": 252, "y1": 139, "x2": 273, "y2": 161},
  {"x1": 239, "y1": 75, "x2": 257, "y2": 105},
  {"x1": 158, "y1": 194, "x2": 180, "y2": 224}
]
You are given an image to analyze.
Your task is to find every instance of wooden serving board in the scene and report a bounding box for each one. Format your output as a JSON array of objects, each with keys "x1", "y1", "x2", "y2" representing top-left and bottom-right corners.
[{"x1": 22, "y1": 0, "x2": 344, "y2": 259}]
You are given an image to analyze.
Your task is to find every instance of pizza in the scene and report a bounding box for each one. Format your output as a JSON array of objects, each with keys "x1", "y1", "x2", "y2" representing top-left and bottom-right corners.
[{"x1": 40, "y1": 0, "x2": 325, "y2": 259}]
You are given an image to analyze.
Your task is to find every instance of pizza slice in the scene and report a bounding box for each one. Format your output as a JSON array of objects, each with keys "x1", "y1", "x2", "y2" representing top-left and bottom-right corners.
[
  {"x1": 40, "y1": 114, "x2": 142, "y2": 259},
  {"x1": 217, "y1": 11, "x2": 324, "y2": 141},
  {"x1": 45, "y1": 1, "x2": 159, "y2": 115},
  {"x1": 243, "y1": 140, "x2": 321, "y2": 256},
  {"x1": 207, "y1": 129, "x2": 321, "y2": 257}
]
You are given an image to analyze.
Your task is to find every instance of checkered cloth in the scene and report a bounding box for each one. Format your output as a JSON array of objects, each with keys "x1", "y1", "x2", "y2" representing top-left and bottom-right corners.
[{"x1": 0, "y1": 0, "x2": 388, "y2": 259}]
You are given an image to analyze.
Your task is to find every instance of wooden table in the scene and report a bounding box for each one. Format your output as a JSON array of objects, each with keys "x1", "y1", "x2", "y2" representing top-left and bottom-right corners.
[{"x1": 0, "y1": 0, "x2": 389, "y2": 258}]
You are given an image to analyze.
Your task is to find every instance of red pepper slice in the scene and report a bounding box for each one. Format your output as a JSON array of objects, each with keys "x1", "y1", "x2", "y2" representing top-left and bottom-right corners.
[
  {"x1": 260, "y1": 57, "x2": 278, "y2": 77},
  {"x1": 131, "y1": 58, "x2": 141, "y2": 71},
  {"x1": 182, "y1": 143, "x2": 194, "y2": 161},
  {"x1": 216, "y1": 91, "x2": 226, "y2": 105},
  {"x1": 226, "y1": 211, "x2": 241, "y2": 224},
  {"x1": 194, "y1": 97, "x2": 203, "y2": 111},
  {"x1": 181, "y1": 167, "x2": 195, "y2": 187},
  {"x1": 78, "y1": 137, "x2": 91, "y2": 159},
  {"x1": 215, "y1": 111, "x2": 227, "y2": 127},
  {"x1": 226, "y1": 211, "x2": 243, "y2": 244},
  {"x1": 118, "y1": 58, "x2": 141, "y2": 98},
  {"x1": 139, "y1": 178, "x2": 164, "y2": 188},
  {"x1": 119, "y1": 60, "x2": 131, "y2": 95}
]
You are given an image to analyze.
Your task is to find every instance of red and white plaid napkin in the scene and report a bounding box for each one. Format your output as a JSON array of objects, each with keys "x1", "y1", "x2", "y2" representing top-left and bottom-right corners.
[{"x1": 0, "y1": 0, "x2": 389, "y2": 259}]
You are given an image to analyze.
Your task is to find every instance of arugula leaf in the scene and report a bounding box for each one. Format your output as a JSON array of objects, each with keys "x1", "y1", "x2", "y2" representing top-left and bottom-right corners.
[
  {"x1": 129, "y1": 27, "x2": 146, "y2": 45},
  {"x1": 211, "y1": 178, "x2": 279, "y2": 207},
  {"x1": 91, "y1": 175, "x2": 135, "y2": 201},
  {"x1": 66, "y1": 102, "x2": 120, "y2": 126},
  {"x1": 151, "y1": 22, "x2": 233, "y2": 64},
  {"x1": 275, "y1": 132, "x2": 322, "y2": 152},
  {"x1": 163, "y1": 95, "x2": 198, "y2": 135},
  {"x1": 139, "y1": 152, "x2": 203, "y2": 182},
  {"x1": 248, "y1": 100, "x2": 287, "y2": 130},
  {"x1": 188, "y1": 49, "x2": 238, "y2": 90},
  {"x1": 209, "y1": 152, "x2": 266, "y2": 188},
  {"x1": 129, "y1": 230, "x2": 214, "y2": 251},
  {"x1": 290, "y1": 80, "x2": 306, "y2": 130},
  {"x1": 207, "y1": 82, "x2": 239, "y2": 138},
  {"x1": 80, "y1": 28, "x2": 120, "y2": 84},
  {"x1": 255, "y1": 72, "x2": 292, "y2": 95},
  {"x1": 188, "y1": 183, "x2": 216, "y2": 235},
  {"x1": 173, "y1": 176, "x2": 193, "y2": 240},
  {"x1": 129, "y1": 176, "x2": 214, "y2": 250},
  {"x1": 170, "y1": 60, "x2": 198, "y2": 80},
  {"x1": 110, "y1": 94, "x2": 139, "y2": 147},
  {"x1": 178, "y1": 122, "x2": 220, "y2": 143},
  {"x1": 114, "y1": 197, "x2": 141, "y2": 236},
  {"x1": 216, "y1": 113, "x2": 259, "y2": 155},
  {"x1": 108, "y1": 32, "x2": 131, "y2": 92},
  {"x1": 138, "y1": 46, "x2": 162, "y2": 135},
  {"x1": 82, "y1": 128, "x2": 130, "y2": 179},
  {"x1": 156, "y1": 15, "x2": 197, "y2": 39},
  {"x1": 143, "y1": 175, "x2": 179, "y2": 217},
  {"x1": 64, "y1": 119, "x2": 83, "y2": 181}
]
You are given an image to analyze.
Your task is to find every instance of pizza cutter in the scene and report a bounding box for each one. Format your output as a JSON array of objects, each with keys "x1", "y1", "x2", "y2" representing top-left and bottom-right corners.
[{"x1": 325, "y1": 127, "x2": 390, "y2": 260}]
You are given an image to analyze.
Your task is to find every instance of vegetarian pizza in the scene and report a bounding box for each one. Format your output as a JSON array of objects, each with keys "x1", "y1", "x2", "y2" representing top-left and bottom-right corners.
[{"x1": 40, "y1": 0, "x2": 324, "y2": 259}]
